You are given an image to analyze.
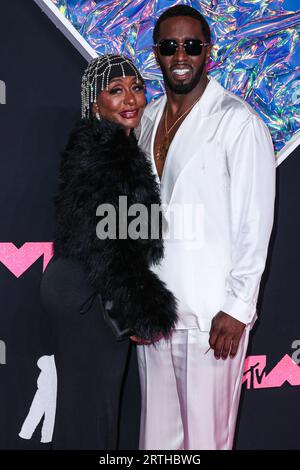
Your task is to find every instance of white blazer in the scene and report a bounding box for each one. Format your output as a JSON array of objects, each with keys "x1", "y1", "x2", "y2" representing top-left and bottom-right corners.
[{"x1": 139, "y1": 77, "x2": 276, "y2": 331}]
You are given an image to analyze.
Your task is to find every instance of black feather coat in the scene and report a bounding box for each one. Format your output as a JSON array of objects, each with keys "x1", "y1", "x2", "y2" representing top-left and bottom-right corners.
[{"x1": 53, "y1": 118, "x2": 177, "y2": 341}]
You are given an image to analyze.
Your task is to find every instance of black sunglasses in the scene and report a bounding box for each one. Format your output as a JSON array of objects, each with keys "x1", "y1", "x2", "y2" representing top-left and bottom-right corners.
[{"x1": 155, "y1": 39, "x2": 210, "y2": 56}]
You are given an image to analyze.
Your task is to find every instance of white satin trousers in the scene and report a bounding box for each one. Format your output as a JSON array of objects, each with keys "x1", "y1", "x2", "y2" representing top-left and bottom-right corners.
[{"x1": 137, "y1": 327, "x2": 249, "y2": 450}]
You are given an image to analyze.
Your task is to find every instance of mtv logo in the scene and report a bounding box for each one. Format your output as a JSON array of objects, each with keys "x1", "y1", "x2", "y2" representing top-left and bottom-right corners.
[
  {"x1": 243, "y1": 354, "x2": 300, "y2": 389},
  {"x1": 33, "y1": 0, "x2": 300, "y2": 165},
  {"x1": 0, "y1": 242, "x2": 53, "y2": 277}
]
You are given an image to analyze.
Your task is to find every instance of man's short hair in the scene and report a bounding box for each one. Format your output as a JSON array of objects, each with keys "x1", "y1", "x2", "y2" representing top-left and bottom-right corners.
[{"x1": 153, "y1": 4, "x2": 211, "y2": 44}]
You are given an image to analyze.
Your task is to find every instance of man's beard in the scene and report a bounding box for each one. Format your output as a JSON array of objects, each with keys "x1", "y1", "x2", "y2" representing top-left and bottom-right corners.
[{"x1": 161, "y1": 62, "x2": 205, "y2": 95}]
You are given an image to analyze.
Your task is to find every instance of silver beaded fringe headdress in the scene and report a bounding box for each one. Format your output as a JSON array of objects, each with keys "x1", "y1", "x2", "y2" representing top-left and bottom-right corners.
[{"x1": 81, "y1": 54, "x2": 144, "y2": 118}]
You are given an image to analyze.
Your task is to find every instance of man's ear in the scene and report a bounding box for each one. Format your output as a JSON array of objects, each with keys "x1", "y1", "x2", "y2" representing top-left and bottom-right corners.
[
  {"x1": 153, "y1": 46, "x2": 160, "y2": 66},
  {"x1": 205, "y1": 44, "x2": 212, "y2": 64}
]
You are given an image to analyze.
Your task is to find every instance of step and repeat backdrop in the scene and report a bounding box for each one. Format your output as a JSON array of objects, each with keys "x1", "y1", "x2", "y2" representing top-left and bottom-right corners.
[{"x1": 0, "y1": 0, "x2": 300, "y2": 449}]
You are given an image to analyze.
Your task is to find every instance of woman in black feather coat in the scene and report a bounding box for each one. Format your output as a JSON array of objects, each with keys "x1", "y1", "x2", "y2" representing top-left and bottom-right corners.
[{"x1": 40, "y1": 55, "x2": 177, "y2": 449}]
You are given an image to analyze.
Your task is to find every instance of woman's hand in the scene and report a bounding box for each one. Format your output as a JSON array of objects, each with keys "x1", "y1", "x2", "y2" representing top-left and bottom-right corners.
[
  {"x1": 130, "y1": 332, "x2": 164, "y2": 345},
  {"x1": 130, "y1": 336, "x2": 151, "y2": 345}
]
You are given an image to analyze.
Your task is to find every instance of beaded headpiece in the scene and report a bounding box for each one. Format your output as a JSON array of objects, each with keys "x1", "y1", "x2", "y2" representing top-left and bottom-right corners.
[{"x1": 81, "y1": 54, "x2": 144, "y2": 118}]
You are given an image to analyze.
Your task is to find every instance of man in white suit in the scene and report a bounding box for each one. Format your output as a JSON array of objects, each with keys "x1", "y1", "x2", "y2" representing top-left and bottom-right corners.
[{"x1": 135, "y1": 4, "x2": 276, "y2": 449}]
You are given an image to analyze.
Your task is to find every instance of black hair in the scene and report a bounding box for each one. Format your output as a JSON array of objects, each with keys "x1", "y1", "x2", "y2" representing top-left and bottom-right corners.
[{"x1": 153, "y1": 4, "x2": 211, "y2": 44}]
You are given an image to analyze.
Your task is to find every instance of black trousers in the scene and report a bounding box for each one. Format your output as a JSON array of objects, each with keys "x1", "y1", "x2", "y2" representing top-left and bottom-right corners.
[{"x1": 40, "y1": 257, "x2": 130, "y2": 450}]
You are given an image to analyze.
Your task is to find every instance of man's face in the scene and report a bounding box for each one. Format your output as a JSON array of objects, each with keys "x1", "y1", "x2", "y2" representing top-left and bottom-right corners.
[{"x1": 154, "y1": 16, "x2": 210, "y2": 94}]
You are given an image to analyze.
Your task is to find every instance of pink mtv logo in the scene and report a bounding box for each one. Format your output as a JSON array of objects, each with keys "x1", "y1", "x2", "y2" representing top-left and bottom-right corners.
[
  {"x1": 243, "y1": 354, "x2": 300, "y2": 389},
  {"x1": 0, "y1": 242, "x2": 54, "y2": 277}
]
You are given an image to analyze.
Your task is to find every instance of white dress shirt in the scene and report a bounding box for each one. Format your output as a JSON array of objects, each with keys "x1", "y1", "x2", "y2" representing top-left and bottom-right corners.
[{"x1": 139, "y1": 77, "x2": 276, "y2": 331}]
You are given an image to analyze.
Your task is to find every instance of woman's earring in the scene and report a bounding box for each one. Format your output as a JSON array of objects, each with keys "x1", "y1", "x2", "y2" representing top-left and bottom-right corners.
[{"x1": 94, "y1": 103, "x2": 101, "y2": 120}]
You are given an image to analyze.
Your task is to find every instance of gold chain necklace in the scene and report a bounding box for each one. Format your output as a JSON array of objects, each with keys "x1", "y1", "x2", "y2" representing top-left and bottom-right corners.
[{"x1": 155, "y1": 95, "x2": 202, "y2": 161}]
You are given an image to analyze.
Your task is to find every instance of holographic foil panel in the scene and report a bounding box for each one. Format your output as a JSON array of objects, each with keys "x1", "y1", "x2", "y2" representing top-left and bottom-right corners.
[{"x1": 50, "y1": 0, "x2": 300, "y2": 155}]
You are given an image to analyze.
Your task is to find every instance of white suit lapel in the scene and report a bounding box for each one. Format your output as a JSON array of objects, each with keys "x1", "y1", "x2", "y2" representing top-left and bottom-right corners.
[
  {"x1": 159, "y1": 78, "x2": 221, "y2": 207},
  {"x1": 140, "y1": 78, "x2": 220, "y2": 207},
  {"x1": 139, "y1": 96, "x2": 166, "y2": 185}
]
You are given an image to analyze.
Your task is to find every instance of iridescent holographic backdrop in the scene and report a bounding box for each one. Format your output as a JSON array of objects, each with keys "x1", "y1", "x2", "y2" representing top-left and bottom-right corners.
[{"x1": 50, "y1": 0, "x2": 300, "y2": 156}]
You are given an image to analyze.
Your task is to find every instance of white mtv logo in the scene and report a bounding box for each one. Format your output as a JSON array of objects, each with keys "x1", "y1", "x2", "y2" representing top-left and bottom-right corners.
[
  {"x1": 0, "y1": 80, "x2": 6, "y2": 104},
  {"x1": 19, "y1": 355, "x2": 57, "y2": 443}
]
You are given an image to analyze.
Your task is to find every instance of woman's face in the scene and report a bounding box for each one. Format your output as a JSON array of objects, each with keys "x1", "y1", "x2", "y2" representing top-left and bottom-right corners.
[{"x1": 92, "y1": 75, "x2": 146, "y2": 135}]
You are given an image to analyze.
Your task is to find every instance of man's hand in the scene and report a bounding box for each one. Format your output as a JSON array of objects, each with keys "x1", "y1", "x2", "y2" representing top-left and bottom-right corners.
[{"x1": 209, "y1": 311, "x2": 246, "y2": 360}]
